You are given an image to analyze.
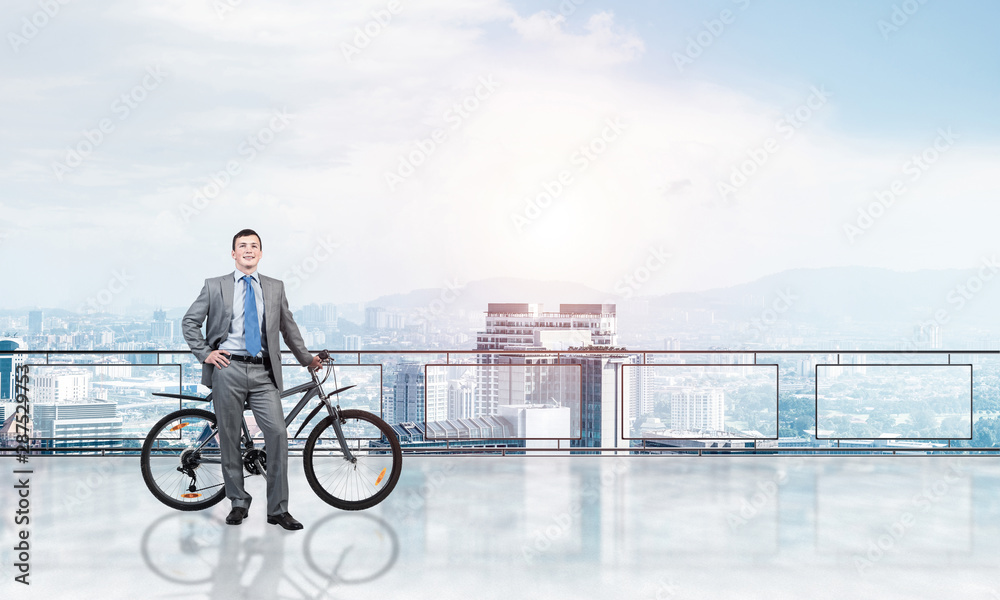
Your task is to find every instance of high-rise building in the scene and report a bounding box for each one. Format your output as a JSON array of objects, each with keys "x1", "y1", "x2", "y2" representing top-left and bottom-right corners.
[
  {"x1": 365, "y1": 307, "x2": 387, "y2": 330},
  {"x1": 0, "y1": 338, "x2": 24, "y2": 400},
  {"x1": 913, "y1": 323, "x2": 942, "y2": 349},
  {"x1": 28, "y1": 310, "x2": 43, "y2": 334},
  {"x1": 557, "y1": 353, "x2": 635, "y2": 451},
  {"x1": 623, "y1": 364, "x2": 654, "y2": 425},
  {"x1": 35, "y1": 369, "x2": 92, "y2": 402},
  {"x1": 343, "y1": 335, "x2": 361, "y2": 351},
  {"x1": 297, "y1": 303, "x2": 337, "y2": 327},
  {"x1": 364, "y1": 306, "x2": 403, "y2": 331},
  {"x1": 322, "y1": 303, "x2": 337, "y2": 325},
  {"x1": 426, "y1": 367, "x2": 446, "y2": 423},
  {"x1": 475, "y1": 302, "x2": 617, "y2": 421},
  {"x1": 447, "y1": 374, "x2": 475, "y2": 420},
  {"x1": 150, "y1": 309, "x2": 173, "y2": 344},
  {"x1": 391, "y1": 362, "x2": 446, "y2": 425},
  {"x1": 669, "y1": 388, "x2": 725, "y2": 433},
  {"x1": 33, "y1": 402, "x2": 123, "y2": 450}
]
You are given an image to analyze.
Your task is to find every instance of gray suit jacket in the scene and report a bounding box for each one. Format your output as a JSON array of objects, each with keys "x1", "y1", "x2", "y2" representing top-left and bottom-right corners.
[{"x1": 182, "y1": 272, "x2": 314, "y2": 392}]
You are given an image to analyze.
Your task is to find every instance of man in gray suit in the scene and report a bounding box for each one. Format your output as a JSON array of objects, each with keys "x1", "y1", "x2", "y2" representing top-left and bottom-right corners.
[{"x1": 182, "y1": 228, "x2": 321, "y2": 530}]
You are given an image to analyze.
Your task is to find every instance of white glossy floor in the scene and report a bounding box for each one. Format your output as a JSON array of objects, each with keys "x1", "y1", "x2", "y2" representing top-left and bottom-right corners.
[{"x1": 3, "y1": 455, "x2": 1000, "y2": 599}]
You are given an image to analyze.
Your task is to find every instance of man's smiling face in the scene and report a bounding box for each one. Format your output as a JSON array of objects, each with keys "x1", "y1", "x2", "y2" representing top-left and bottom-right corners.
[{"x1": 232, "y1": 234, "x2": 262, "y2": 273}]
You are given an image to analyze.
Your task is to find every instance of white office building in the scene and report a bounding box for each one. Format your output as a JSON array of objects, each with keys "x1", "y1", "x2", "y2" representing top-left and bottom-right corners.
[
  {"x1": 669, "y1": 388, "x2": 725, "y2": 434},
  {"x1": 35, "y1": 369, "x2": 92, "y2": 403}
]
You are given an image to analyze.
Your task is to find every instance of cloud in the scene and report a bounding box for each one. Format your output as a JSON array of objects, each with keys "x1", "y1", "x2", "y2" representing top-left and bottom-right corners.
[
  {"x1": 510, "y1": 10, "x2": 645, "y2": 66},
  {"x1": 1, "y1": 0, "x2": 998, "y2": 310}
]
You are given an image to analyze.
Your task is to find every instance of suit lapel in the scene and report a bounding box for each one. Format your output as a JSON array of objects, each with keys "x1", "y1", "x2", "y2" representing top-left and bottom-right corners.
[
  {"x1": 262, "y1": 276, "x2": 275, "y2": 330},
  {"x1": 222, "y1": 273, "x2": 234, "y2": 320}
]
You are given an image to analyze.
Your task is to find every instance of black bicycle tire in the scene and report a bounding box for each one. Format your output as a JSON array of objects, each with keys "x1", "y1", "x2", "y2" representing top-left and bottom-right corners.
[
  {"x1": 302, "y1": 410, "x2": 402, "y2": 510},
  {"x1": 141, "y1": 408, "x2": 227, "y2": 511}
]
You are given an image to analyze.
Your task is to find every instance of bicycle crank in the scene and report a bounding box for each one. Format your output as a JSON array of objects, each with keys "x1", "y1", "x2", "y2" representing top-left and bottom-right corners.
[{"x1": 244, "y1": 448, "x2": 267, "y2": 475}]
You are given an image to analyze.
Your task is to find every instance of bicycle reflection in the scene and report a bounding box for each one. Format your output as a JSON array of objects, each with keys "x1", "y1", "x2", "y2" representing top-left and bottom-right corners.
[{"x1": 140, "y1": 511, "x2": 399, "y2": 598}]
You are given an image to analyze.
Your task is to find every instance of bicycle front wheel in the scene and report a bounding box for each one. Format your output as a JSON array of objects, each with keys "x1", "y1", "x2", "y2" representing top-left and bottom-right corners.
[
  {"x1": 303, "y1": 409, "x2": 402, "y2": 510},
  {"x1": 141, "y1": 408, "x2": 227, "y2": 511}
]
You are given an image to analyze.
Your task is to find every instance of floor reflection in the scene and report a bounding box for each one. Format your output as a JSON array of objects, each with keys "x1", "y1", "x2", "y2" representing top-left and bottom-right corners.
[
  {"x1": 10, "y1": 455, "x2": 1000, "y2": 599},
  {"x1": 139, "y1": 511, "x2": 398, "y2": 599}
]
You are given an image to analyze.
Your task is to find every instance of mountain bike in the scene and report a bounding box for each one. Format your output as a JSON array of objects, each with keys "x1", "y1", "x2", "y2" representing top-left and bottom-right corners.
[{"x1": 140, "y1": 350, "x2": 402, "y2": 511}]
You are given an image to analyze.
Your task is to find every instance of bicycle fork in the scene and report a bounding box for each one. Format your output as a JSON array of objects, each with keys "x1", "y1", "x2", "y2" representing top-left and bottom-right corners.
[{"x1": 326, "y1": 403, "x2": 358, "y2": 464}]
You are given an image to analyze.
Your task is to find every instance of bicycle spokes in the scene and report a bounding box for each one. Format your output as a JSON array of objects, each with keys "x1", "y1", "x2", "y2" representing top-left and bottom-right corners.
[
  {"x1": 303, "y1": 410, "x2": 402, "y2": 510},
  {"x1": 142, "y1": 410, "x2": 228, "y2": 510}
]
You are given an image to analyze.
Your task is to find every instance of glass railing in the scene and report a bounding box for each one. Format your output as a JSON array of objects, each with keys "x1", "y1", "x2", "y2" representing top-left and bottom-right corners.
[{"x1": 2, "y1": 349, "x2": 998, "y2": 455}]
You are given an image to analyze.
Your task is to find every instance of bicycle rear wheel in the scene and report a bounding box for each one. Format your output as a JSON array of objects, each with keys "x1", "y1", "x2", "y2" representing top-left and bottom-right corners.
[
  {"x1": 141, "y1": 408, "x2": 227, "y2": 511},
  {"x1": 303, "y1": 409, "x2": 402, "y2": 510}
]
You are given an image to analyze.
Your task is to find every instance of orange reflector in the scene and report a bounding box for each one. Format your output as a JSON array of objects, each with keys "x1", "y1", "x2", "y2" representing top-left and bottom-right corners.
[
  {"x1": 375, "y1": 468, "x2": 386, "y2": 486},
  {"x1": 169, "y1": 422, "x2": 191, "y2": 432},
  {"x1": 181, "y1": 493, "x2": 202, "y2": 499}
]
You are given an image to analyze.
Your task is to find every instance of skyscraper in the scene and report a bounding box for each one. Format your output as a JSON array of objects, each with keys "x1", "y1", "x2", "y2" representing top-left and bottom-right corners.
[
  {"x1": 0, "y1": 338, "x2": 24, "y2": 400},
  {"x1": 28, "y1": 310, "x2": 43, "y2": 335},
  {"x1": 391, "y1": 362, "x2": 446, "y2": 425},
  {"x1": 150, "y1": 309, "x2": 173, "y2": 344},
  {"x1": 475, "y1": 302, "x2": 617, "y2": 420},
  {"x1": 447, "y1": 373, "x2": 475, "y2": 420},
  {"x1": 365, "y1": 307, "x2": 387, "y2": 330},
  {"x1": 669, "y1": 388, "x2": 725, "y2": 433},
  {"x1": 344, "y1": 335, "x2": 361, "y2": 351}
]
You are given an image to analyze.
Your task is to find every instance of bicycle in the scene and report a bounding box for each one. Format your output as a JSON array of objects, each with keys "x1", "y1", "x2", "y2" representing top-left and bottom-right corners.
[{"x1": 140, "y1": 350, "x2": 402, "y2": 511}]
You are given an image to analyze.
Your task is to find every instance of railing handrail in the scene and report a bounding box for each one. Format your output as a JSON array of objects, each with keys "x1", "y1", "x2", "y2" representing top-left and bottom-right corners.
[{"x1": 3, "y1": 349, "x2": 999, "y2": 355}]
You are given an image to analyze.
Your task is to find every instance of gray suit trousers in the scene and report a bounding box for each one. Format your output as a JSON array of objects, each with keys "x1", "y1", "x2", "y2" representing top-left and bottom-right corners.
[{"x1": 212, "y1": 360, "x2": 288, "y2": 516}]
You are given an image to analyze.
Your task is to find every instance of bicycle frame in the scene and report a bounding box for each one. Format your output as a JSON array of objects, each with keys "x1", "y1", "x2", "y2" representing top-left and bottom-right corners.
[
  {"x1": 284, "y1": 367, "x2": 359, "y2": 463},
  {"x1": 156, "y1": 363, "x2": 360, "y2": 464}
]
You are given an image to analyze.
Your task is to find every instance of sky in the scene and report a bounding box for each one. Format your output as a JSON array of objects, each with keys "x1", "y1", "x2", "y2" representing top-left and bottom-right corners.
[{"x1": 1, "y1": 0, "x2": 998, "y2": 310}]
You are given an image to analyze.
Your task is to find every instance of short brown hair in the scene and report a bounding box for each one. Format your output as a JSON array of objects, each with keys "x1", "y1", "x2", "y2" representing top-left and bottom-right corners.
[{"x1": 232, "y1": 229, "x2": 261, "y2": 251}]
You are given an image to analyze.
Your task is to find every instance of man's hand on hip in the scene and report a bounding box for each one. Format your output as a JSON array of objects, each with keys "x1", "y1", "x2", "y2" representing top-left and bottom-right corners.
[{"x1": 206, "y1": 350, "x2": 231, "y2": 369}]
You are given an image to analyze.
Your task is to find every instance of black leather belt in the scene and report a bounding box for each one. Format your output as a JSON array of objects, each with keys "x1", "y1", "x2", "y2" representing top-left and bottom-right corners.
[{"x1": 229, "y1": 354, "x2": 270, "y2": 365}]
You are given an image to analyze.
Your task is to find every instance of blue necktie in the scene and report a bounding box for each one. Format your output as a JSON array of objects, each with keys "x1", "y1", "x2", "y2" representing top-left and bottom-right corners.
[{"x1": 243, "y1": 275, "x2": 261, "y2": 357}]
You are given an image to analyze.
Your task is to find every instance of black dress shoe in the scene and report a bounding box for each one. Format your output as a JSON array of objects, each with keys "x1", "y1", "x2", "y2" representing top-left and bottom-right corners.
[
  {"x1": 267, "y1": 512, "x2": 303, "y2": 530},
  {"x1": 226, "y1": 506, "x2": 248, "y2": 525}
]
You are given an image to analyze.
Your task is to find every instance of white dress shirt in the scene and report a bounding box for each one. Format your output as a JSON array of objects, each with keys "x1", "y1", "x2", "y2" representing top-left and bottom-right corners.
[{"x1": 218, "y1": 270, "x2": 268, "y2": 357}]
